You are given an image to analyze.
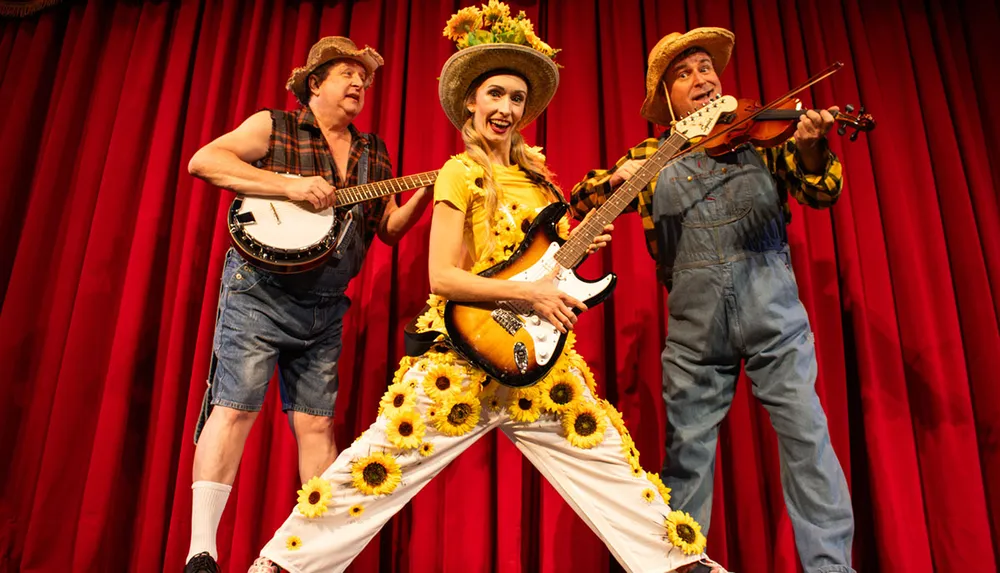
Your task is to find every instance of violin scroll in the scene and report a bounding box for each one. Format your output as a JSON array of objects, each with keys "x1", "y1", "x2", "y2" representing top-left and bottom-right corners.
[{"x1": 836, "y1": 103, "x2": 875, "y2": 141}]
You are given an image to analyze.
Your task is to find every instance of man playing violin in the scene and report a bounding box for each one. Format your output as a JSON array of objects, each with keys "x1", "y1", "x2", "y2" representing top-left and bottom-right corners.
[
  {"x1": 182, "y1": 37, "x2": 432, "y2": 573},
  {"x1": 570, "y1": 27, "x2": 855, "y2": 573}
]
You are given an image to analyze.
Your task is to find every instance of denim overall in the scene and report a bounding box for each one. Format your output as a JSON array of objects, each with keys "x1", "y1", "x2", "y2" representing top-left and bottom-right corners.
[
  {"x1": 654, "y1": 146, "x2": 855, "y2": 573},
  {"x1": 194, "y1": 146, "x2": 369, "y2": 441}
]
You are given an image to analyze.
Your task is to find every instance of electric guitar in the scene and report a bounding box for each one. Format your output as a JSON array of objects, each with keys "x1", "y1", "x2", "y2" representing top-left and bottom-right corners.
[{"x1": 443, "y1": 95, "x2": 739, "y2": 387}]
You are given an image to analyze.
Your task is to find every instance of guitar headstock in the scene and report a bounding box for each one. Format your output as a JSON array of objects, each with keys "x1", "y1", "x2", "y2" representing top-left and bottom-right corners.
[
  {"x1": 673, "y1": 95, "x2": 739, "y2": 139},
  {"x1": 835, "y1": 103, "x2": 876, "y2": 141}
]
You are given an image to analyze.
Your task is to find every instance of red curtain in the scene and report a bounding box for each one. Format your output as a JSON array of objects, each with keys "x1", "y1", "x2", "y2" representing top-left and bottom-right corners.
[{"x1": 2, "y1": 0, "x2": 998, "y2": 571}]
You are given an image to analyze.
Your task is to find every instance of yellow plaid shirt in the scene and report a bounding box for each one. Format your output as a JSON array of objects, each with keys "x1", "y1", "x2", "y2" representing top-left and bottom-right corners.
[{"x1": 569, "y1": 138, "x2": 843, "y2": 262}]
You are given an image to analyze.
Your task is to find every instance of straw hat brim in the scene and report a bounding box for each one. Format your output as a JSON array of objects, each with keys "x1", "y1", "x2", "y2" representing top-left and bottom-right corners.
[
  {"x1": 286, "y1": 40, "x2": 384, "y2": 103},
  {"x1": 640, "y1": 27, "x2": 734, "y2": 126},
  {"x1": 438, "y1": 43, "x2": 559, "y2": 131}
]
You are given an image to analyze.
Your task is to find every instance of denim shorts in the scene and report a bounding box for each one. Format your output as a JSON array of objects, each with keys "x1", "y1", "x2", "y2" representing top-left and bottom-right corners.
[{"x1": 194, "y1": 249, "x2": 351, "y2": 442}]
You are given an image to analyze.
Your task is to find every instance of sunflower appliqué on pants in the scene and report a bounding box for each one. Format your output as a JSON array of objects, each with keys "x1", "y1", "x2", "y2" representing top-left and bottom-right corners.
[{"x1": 257, "y1": 337, "x2": 713, "y2": 573}]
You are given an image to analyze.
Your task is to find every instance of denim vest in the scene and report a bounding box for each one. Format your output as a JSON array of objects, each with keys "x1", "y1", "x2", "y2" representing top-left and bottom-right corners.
[{"x1": 652, "y1": 145, "x2": 786, "y2": 289}]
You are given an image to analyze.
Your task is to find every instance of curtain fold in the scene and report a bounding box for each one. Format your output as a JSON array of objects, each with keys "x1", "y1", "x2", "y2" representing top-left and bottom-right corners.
[{"x1": 1, "y1": 1, "x2": 997, "y2": 571}]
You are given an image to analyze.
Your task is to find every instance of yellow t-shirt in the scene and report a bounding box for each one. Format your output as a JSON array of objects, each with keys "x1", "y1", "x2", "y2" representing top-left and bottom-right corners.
[{"x1": 434, "y1": 153, "x2": 559, "y2": 267}]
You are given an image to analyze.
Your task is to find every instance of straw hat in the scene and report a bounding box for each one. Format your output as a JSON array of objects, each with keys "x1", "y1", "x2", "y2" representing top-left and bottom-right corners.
[
  {"x1": 639, "y1": 27, "x2": 734, "y2": 126},
  {"x1": 286, "y1": 36, "x2": 384, "y2": 105},
  {"x1": 438, "y1": 43, "x2": 559, "y2": 130}
]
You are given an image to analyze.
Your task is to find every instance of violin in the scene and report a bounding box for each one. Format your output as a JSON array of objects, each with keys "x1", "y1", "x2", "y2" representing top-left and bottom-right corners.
[{"x1": 700, "y1": 97, "x2": 876, "y2": 157}]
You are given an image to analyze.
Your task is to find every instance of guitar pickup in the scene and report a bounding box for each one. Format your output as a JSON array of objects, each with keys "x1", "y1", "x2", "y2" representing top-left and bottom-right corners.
[{"x1": 491, "y1": 308, "x2": 524, "y2": 335}]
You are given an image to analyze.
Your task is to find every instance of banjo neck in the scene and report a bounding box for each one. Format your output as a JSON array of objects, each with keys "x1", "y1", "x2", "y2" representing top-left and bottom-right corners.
[{"x1": 335, "y1": 170, "x2": 440, "y2": 207}]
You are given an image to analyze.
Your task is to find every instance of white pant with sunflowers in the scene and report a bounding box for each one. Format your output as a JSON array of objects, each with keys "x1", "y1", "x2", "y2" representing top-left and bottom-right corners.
[{"x1": 257, "y1": 346, "x2": 714, "y2": 573}]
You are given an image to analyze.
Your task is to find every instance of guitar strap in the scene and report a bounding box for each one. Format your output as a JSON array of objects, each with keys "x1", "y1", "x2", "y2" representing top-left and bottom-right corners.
[{"x1": 404, "y1": 306, "x2": 445, "y2": 357}]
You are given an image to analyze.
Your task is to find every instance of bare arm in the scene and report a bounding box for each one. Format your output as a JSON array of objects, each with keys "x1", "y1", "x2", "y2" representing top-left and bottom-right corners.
[
  {"x1": 187, "y1": 110, "x2": 336, "y2": 209},
  {"x1": 377, "y1": 186, "x2": 434, "y2": 246}
]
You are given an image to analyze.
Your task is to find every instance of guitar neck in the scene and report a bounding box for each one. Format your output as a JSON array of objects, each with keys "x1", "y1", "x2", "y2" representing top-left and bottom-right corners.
[
  {"x1": 336, "y1": 170, "x2": 439, "y2": 206},
  {"x1": 554, "y1": 131, "x2": 688, "y2": 269}
]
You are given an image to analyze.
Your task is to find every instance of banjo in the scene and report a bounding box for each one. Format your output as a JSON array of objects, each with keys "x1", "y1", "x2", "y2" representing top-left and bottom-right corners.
[{"x1": 229, "y1": 171, "x2": 438, "y2": 273}]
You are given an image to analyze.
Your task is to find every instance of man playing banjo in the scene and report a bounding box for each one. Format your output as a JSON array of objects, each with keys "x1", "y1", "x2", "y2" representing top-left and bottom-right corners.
[{"x1": 182, "y1": 36, "x2": 432, "y2": 573}]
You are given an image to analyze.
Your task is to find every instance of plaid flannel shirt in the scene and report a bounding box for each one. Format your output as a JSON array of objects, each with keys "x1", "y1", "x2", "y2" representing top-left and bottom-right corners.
[
  {"x1": 257, "y1": 107, "x2": 394, "y2": 249},
  {"x1": 569, "y1": 137, "x2": 843, "y2": 262}
]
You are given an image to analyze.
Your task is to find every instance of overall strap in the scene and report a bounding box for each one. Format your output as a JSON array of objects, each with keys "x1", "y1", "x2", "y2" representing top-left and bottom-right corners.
[
  {"x1": 357, "y1": 133, "x2": 370, "y2": 185},
  {"x1": 330, "y1": 132, "x2": 370, "y2": 258}
]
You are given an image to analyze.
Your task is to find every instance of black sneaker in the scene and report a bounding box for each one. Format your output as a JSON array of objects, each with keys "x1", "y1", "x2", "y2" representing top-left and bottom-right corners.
[{"x1": 185, "y1": 552, "x2": 220, "y2": 573}]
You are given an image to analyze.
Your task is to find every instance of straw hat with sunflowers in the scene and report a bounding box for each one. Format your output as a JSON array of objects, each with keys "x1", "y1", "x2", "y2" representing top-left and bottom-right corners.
[{"x1": 438, "y1": 1, "x2": 560, "y2": 130}]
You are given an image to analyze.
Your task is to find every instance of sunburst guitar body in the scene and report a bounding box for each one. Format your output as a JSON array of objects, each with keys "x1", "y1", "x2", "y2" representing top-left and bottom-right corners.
[{"x1": 443, "y1": 203, "x2": 616, "y2": 388}]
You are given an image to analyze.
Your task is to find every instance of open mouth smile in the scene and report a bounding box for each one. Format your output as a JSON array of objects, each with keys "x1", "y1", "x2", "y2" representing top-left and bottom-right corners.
[{"x1": 488, "y1": 118, "x2": 511, "y2": 134}]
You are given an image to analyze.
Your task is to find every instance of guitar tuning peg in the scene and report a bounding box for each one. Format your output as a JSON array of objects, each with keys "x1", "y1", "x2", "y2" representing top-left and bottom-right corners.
[
  {"x1": 845, "y1": 104, "x2": 855, "y2": 114},
  {"x1": 850, "y1": 130, "x2": 860, "y2": 142},
  {"x1": 837, "y1": 124, "x2": 847, "y2": 136}
]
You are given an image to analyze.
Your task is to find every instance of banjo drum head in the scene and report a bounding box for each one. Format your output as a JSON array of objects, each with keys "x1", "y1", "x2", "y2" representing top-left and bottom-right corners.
[{"x1": 238, "y1": 196, "x2": 336, "y2": 251}]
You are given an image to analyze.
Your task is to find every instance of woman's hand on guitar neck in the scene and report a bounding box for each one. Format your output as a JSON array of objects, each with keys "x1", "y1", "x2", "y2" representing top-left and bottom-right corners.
[
  {"x1": 284, "y1": 175, "x2": 338, "y2": 210},
  {"x1": 518, "y1": 267, "x2": 587, "y2": 333}
]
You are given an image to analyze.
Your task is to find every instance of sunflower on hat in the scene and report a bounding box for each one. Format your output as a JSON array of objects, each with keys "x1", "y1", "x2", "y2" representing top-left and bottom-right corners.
[{"x1": 443, "y1": 1, "x2": 559, "y2": 57}]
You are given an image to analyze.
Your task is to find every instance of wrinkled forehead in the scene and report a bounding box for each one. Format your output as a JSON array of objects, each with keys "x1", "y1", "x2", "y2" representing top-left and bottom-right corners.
[{"x1": 329, "y1": 58, "x2": 368, "y2": 76}]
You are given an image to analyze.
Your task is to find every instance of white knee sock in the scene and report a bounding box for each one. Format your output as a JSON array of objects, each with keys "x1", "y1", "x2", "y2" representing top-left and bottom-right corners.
[{"x1": 187, "y1": 480, "x2": 232, "y2": 562}]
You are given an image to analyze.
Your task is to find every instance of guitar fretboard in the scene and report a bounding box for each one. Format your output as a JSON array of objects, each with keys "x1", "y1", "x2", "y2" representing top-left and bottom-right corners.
[
  {"x1": 553, "y1": 132, "x2": 688, "y2": 269},
  {"x1": 337, "y1": 170, "x2": 439, "y2": 206}
]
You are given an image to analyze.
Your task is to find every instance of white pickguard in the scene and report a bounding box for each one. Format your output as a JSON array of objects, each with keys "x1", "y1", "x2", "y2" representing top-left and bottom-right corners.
[
  {"x1": 237, "y1": 196, "x2": 335, "y2": 250},
  {"x1": 502, "y1": 242, "x2": 615, "y2": 366}
]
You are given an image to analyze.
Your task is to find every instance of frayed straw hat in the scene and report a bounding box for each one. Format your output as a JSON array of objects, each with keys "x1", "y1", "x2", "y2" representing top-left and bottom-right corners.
[
  {"x1": 286, "y1": 36, "x2": 384, "y2": 105},
  {"x1": 640, "y1": 27, "x2": 734, "y2": 126},
  {"x1": 438, "y1": 3, "x2": 559, "y2": 130}
]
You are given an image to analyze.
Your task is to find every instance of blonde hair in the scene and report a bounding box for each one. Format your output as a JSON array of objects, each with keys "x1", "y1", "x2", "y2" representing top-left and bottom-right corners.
[{"x1": 460, "y1": 79, "x2": 561, "y2": 256}]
